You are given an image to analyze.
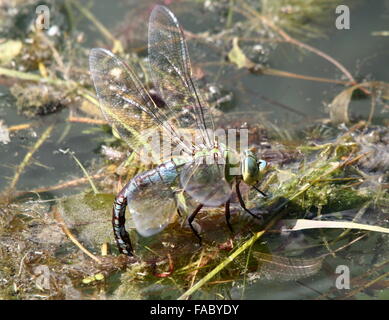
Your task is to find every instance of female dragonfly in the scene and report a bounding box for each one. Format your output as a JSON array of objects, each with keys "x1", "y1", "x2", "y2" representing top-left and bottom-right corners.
[{"x1": 89, "y1": 5, "x2": 267, "y2": 256}]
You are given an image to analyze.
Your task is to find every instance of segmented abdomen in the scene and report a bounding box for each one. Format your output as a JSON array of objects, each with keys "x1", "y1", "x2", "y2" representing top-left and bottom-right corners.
[{"x1": 112, "y1": 158, "x2": 186, "y2": 255}]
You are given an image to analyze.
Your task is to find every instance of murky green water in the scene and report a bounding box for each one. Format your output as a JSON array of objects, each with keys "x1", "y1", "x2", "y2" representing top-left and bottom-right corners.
[
  {"x1": 1, "y1": 0, "x2": 388, "y2": 190},
  {"x1": 0, "y1": 0, "x2": 388, "y2": 300}
]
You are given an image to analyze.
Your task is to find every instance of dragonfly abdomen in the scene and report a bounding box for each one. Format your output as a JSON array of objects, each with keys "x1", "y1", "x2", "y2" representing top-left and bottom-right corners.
[
  {"x1": 112, "y1": 158, "x2": 189, "y2": 254},
  {"x1": 129, "y1": 158, "x2": 186, "y2": 192}
]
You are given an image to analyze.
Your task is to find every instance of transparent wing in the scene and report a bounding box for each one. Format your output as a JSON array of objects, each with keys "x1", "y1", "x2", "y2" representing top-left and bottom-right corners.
[
  {"x1": 148, "y1": 5, "x2": 215, "y2": 149},
  {"x1": 180, "y1": 152, "x2": 232, "y2": 206},
  {"x1": 89, "y1": 48, "x2": 193, "y2": 162},
  {"x1": 128, "y1": 178, "x2": 177, "y2": 237}
]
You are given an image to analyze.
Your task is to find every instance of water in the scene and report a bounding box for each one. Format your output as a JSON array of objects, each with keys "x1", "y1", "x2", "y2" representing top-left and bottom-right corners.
[
  {"x1": 0, "y1": 0, "x2": 388, "y2": 300},
  {"x1": 1, "y1": 0, "x2": 388, "y2": 191}
]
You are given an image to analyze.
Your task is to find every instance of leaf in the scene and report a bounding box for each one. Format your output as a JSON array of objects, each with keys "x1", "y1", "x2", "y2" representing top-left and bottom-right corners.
[
  {"x1": 0, "y1": 40, "x2": 22, "y2": 65},
  {"x1": 329, "y1": 81, "x2": 389, "y2": 124},
  {"x1": 278, "y1": 219, "x2": 389, "y2": 234},
  {"x1": 328, "y1": 85, "x2": 354, "y2": 124},
  {"x1": 227, "y1": 37, "x2": 255, "y2": 69}
]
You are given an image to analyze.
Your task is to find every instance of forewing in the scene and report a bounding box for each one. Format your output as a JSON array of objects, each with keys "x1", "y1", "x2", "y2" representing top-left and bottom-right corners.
[
  {"x1": 128, "y1": 179, "x2": 177, "y2": 237},
  {"x1": 89, "y1": 48, "x2": 192, "y2": 162},
  {"x1": 180, "y1": 153, "x2": 232, "y2": 206},
  {"x1": 148, "y1": 5, "x2": 215, "y2": 149}
]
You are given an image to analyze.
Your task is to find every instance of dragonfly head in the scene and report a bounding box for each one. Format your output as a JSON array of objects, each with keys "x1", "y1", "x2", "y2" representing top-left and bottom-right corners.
[{"x1": 241, "y1": 149, "x2": 267, "y2": 185}]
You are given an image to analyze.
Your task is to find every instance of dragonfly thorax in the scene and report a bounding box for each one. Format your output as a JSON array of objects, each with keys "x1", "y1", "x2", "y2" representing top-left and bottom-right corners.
[{"x1": 194, "y1": 146, "x2": 267, "y2": 186}]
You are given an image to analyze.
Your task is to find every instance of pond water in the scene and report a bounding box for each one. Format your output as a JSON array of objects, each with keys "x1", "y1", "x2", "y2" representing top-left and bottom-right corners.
[{"x1": 0, "y1": 0, "x2": 388, "y2": 300}]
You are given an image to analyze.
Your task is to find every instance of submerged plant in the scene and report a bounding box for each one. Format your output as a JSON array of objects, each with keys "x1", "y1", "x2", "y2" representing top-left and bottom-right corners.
[{"x1": 0, "y1": 0, "x2": 387, "y2": 300}]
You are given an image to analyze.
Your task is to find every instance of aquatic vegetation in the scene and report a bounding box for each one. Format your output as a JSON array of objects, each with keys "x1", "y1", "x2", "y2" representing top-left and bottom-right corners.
[{"x1": 0, "y1": 0, "x2": 387, "y2": 300}]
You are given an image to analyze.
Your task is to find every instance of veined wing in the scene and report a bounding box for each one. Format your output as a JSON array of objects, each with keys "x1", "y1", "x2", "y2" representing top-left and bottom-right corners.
[
  {"x1": 180, "y1": 152, "x2": 232, "y2": 206},
  {"x1": 148, "y1": 5, "x2": 215, "y2": 150},
  {"x1": 89, "y1": 48, "x2": 193, "y2": 162},
  {"x1": 128, "y1": 176, "x2": 178, "y2": 237}
]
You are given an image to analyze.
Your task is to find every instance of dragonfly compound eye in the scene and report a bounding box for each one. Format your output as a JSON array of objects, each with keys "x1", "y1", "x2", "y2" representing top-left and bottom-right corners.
[{"x1": 242, "y1": 153, "x2": 259, "y2": 185}]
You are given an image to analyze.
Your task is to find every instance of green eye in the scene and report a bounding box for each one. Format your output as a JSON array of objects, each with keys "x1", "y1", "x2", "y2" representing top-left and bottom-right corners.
[{"x1": 242, "y1": 156, "x2": 259, "y2": 185}]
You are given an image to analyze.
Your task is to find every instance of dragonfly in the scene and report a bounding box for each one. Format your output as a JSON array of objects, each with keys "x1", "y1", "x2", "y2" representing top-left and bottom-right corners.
[{"x1": 89, "y1": 5, "x2": 267, "y2": 256}]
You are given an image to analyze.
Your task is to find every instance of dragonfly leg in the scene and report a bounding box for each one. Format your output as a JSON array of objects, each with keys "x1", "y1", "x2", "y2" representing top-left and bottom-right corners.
[
  {"x1": 225, "y1": 199, "x2": 234, "y2": 233},
  {"x1": 112, "y1": 185, "x2": 134, "y2": 256},
  {"x1": 236, "y1": 181, "x2": 261, "y2": 220},
  {"x1": 188, "y1": 204, "x2": 203, "y2": 245},
  {"x1": 177, "y1": 208, "x2": 182, "y2": 217},
  {"x1": 253, "y1": 185, "x2": 267, "y2": 197}
]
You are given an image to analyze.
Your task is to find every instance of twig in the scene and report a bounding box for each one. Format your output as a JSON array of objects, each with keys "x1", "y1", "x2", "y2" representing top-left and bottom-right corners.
[
  {"x1": 185, "y1": 249, "x2": 205, "y2": 300},
  {"x1": 7, "y1": 123, "x2": 33, "y2": 132},
  {"x1": 14, "y1": 173, "x2": 105, "y2": 198},
  {"x1": 70, "y1": 0, "x2": 123, "y2": 54},
  {"x1": 238, "y1": 3, "x2": 357, "y2": 85},
  {"x1": 260, "y1": 67, "x2": 352, "y2": 85},
  {"x1": 17, "y1": 252, "x2": 29, "y2": 277},
  {"x1": 54, "y1": 207, "x2": 102, "y2": 263},
  {"x1": 0, "y1": 67, "x2": 71, "y2": 87},
  {"x1": 60, "y1": 149, "x2": 99, "y2": 194},
  {"x1": 8, "y1": 125, "x2": 54, "y2": 191},
  {"x1": 68, "y1": 116, "x2": 107, "y2": 125}
]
